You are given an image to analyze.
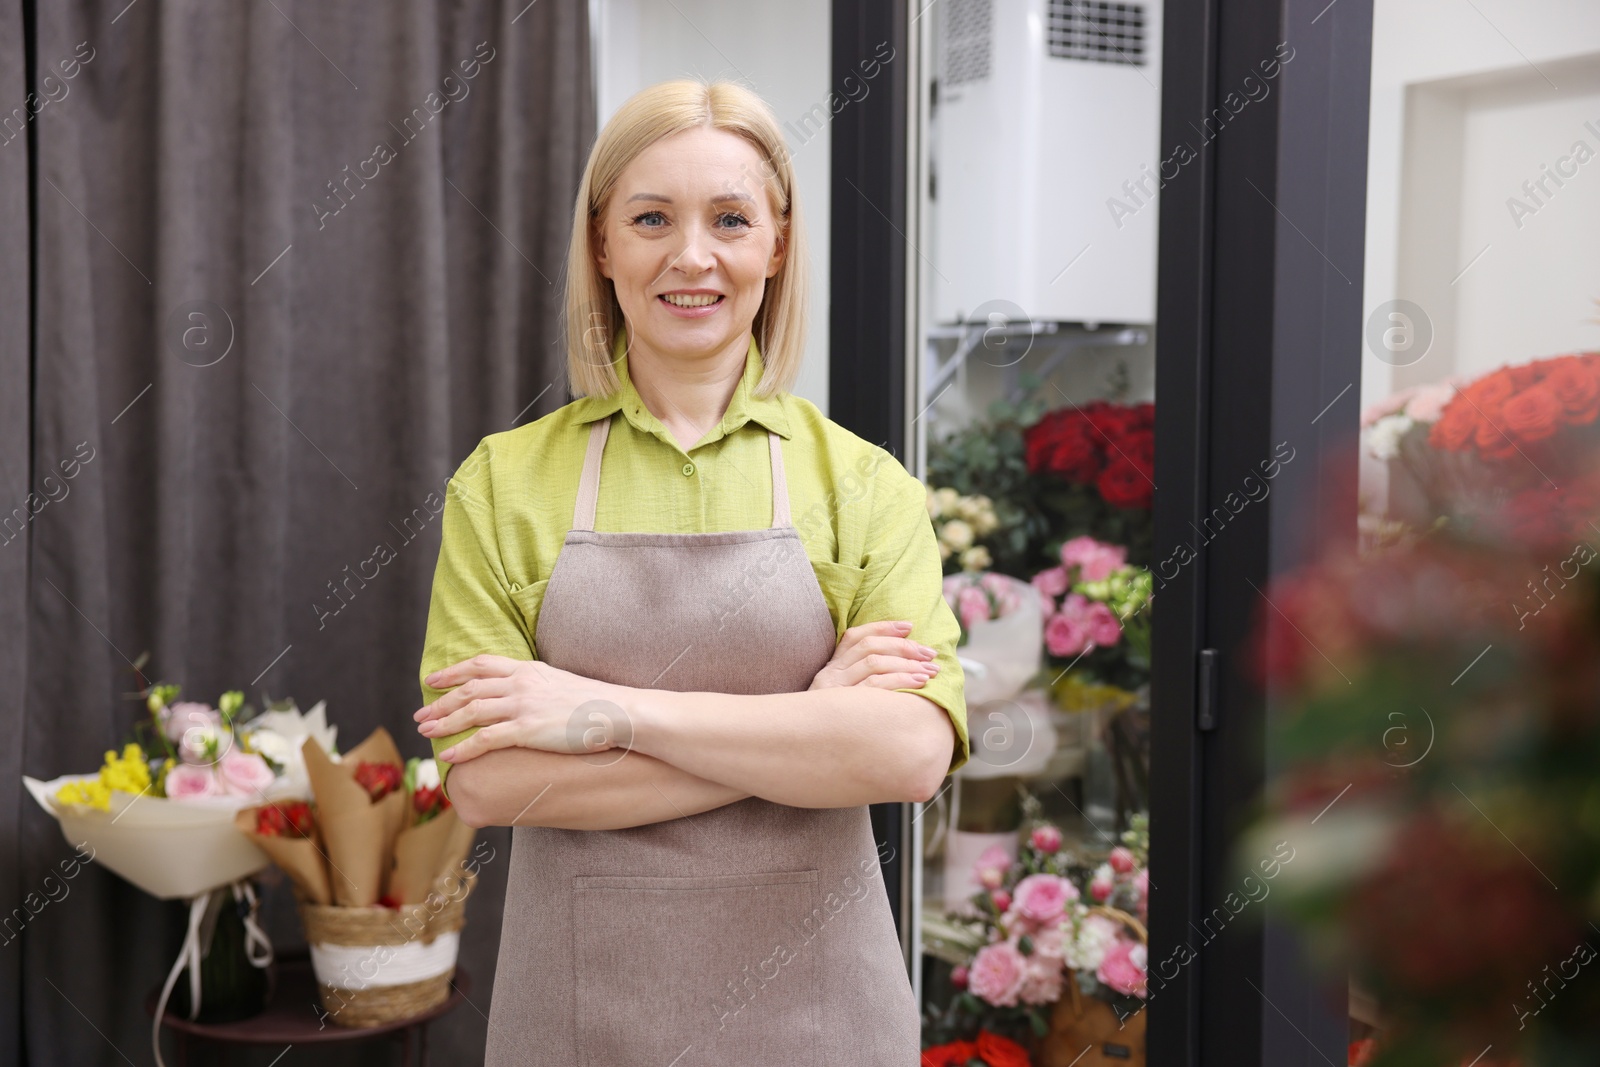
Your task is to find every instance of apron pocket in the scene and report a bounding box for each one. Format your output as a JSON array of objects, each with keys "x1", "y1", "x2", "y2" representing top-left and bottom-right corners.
[{"x1": 572, "y1": 869, "x2": 821, "y2": 1067}]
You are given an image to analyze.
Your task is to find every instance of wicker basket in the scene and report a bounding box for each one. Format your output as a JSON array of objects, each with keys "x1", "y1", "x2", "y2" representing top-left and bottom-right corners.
[
  {"x1": 297, "y1": 869, "x2": 476, "y2": 1028},
  {"x1": 1031, "y1": 905, "x2": 1148, "y2": 1067}
]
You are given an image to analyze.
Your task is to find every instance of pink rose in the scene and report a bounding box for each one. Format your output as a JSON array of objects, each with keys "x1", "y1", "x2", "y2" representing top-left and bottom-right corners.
[
  {"x1": 1109, "y1": 847, "x2": 1136, "y2": 874},
  {"x1": 973, "y1": 844, "x2": 1012, "y2": 890},
  {"x1": 1059, "y1": 536, "x2": 1127, "y2": 582},
  {"x1": 991, "y1": 889, "x2": 1012, "y2": 913},
  {"x1": 1032, "y1": 924, "x2": 1067, "y2": 961},
  {"x1": 1037, "y1": 586, "x2": 1058, "y2": 621},
  {"x1": 1019, "y1": 952, "x2": 1065, "y2": 1004},
  {"x1": 1098, "y1": 938, "x2": 1148, "y2": 997},
  {"x1": 950, "y1": 965, "x2": 969, "y2": 989},
  {"x1": 1403, "y1": 380, "x2": 1459, "y2": 424},
  {"x1": 219, "y1": 752, "x2": 275, "y2": 798},
  {"x1": 1090, "y1": 871, "x2": 1114, "y2": 902},
  {"x1": 1030, "y1": 825, "x2": 1063, "y2": 854},
  {"x1": 957, "y1": 585, "x2": 991, "y2": 630},
  {"x1": 1045, "y1": 611, "x2": 1091, "y2": 657},
  {"x1": 164, "y1": 762, "x2": 222, "y2": 801},
  {"x1": 1031, "y1": 566, "x2": 1070, "y2": 598},
  {"x1": 968, "y1": 940, "x2": 1027, "y2": 1007},
  {"x1": 1084, "y1": 601, "x2": 1123, "y2": 647},
  {"x1": 162, "y1": 701, "x2": 220, "y2": 743},
  {"x1": 1013, "y1": 874, "x2": 1076, "y2": 926}
]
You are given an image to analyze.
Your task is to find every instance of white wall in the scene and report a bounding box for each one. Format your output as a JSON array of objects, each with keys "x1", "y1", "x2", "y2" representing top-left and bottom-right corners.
[
  {"x1": 590, "y1": 0, "x2": 834, "y2": 412},
  {"x1": 1362, "y1": 0, "x2": 1600, "y2": 412}
]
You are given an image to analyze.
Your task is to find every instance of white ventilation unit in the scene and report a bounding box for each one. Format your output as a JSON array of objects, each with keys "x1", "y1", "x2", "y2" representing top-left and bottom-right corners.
[{"x1": 930, "y1": 0, "x2": 1162, "y2": 326}]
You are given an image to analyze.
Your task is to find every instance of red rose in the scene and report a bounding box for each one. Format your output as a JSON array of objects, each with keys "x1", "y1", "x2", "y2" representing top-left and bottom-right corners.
[
  {"x1": 1428, "y1": 397, "x2": 1478, "y2": 452},
  {"x1": 354, "y1": 760, "x2": 403, "y2": 801},
  {"x1": 255, "y1": 801, "x2": 315, "y2": 838},
  {"x1": 974, "y1": 1029, "x2": 1031, "y2": 1067},
  {"x1": 1117, "y1": 428, "x2": 1155, "y2": 464},
  {"x1": 1029, "y1": 415, "x2": 1103, "y2": 482},
  {"x1": 921, "y1": 1040, "x2": 977, "y2": 1067},
  {"x1": 1097, "y1": 455, "x2": 1154, "y2": 509},
  {"x1": 1499, "y1": 384, "x2": 1563, "y2": 444},
  {"x1": 1541, "y1": 355, "x2": 1600, "y2": 425}
]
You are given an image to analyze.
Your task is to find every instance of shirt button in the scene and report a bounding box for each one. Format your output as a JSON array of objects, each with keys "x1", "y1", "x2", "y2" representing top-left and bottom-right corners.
[{"x1": 682, "y1": 462, "x2": 695, "y2": 477}]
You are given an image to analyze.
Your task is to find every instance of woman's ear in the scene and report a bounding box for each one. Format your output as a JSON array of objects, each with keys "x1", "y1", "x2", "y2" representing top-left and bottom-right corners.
[
  {"x1": 592, "y1": 218, "x2": 612, "y2": 279},
  {"x1": 766, "y1": 217, "x2": 788, "y2": 279}
]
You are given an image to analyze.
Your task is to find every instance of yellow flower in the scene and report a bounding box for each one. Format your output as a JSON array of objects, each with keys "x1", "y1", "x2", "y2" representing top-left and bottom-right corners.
[{"x1": 55, "y1": 742, "x2": 153, "y2": 812}]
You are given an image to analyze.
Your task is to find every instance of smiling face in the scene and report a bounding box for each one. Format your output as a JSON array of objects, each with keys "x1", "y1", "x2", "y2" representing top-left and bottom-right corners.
[{"x1": 592, "y1": 124, "x2": 786, "y2": 366}]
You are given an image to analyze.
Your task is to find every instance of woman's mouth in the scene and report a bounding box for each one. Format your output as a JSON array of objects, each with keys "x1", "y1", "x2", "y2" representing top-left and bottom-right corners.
[{"x1": 658, "y1": 292, "x2": 724, "y2": 317}]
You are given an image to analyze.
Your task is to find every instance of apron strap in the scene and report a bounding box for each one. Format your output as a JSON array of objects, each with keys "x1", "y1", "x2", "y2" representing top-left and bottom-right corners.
[
  {"x1": 572, "y1": 413, "x2": 793, "y2": 530},
  {"x1": 767, "y1": 430, "x2": 791, "y2": 528},
  {"x1": 573, "y1": 414, "x2": 611, "y2": 531}
]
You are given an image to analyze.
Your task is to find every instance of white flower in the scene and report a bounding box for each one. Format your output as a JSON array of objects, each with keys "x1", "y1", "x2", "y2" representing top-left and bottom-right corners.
[
  {"x1": 240, "y1": 699, "x2": 338, "y2": 798},
  {"x1": 414, "y1": 758, "x2": 441, "y2": 790},
  {"x1": 940, "y1": 519, "x2": 974, "y2": 552},
  {"x1": 1365, "y1": 413, "x2": 1413, "y2": 461},
  {"x1": 932, "y1": 487, "x2": 960, "y2": 519},
  {"x1": 1064, "y1": 913, "x2": 1120, "y2": 973},
  {"x1": 248, "y1": 726, "x2": 296, "y2": 767},
  {"x1": 960, "y1": 546, "x2": 992, "y2": 572}
]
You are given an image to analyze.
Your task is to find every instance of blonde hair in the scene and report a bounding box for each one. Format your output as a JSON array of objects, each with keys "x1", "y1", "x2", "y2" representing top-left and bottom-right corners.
[{"x1": 562, "y1": 79, "x2": 808, "y2": 400}]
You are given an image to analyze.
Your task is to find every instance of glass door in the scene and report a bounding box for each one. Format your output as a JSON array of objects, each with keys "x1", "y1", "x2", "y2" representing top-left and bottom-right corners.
[{"x1": 903, "y1": 2, "x2": 1164, "y2": 1059}]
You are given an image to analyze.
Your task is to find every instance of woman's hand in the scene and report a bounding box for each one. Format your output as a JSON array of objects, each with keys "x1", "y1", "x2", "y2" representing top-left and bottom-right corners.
[
  {"x1": 414, "y1": 654, "x2": 631, "y2": 763},
  {"x1": 809, "y1": 619, "x2": 941, "y2": 691}
]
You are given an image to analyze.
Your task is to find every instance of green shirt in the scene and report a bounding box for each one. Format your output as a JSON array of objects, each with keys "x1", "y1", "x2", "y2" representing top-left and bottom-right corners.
[{"x1": 419, "y1": 332, "x2": 970, "y2": 789}]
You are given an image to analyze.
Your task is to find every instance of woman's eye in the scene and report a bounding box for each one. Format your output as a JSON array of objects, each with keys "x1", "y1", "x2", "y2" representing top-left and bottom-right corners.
[
  {"x1": 716, "y1": 212, "x2": 752, "y2": 230},
  {"x1": 630, "y1": 211, "x2": 666, "y2": 228}
]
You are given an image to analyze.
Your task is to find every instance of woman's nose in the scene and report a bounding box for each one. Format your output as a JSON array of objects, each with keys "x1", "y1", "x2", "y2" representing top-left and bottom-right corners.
[{"x1": 669, "y1": 222, "x2": 717, "y2": 274}]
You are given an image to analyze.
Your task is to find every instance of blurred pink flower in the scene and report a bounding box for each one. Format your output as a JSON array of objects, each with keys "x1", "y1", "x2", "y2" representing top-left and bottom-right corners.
[
  {"x1": 957, "y1": 585, "x2": 991, "y2": 630},
  {"x1": 1032, "y1": 566, "x2": 1070, "y2": 598},
  {"x1": 991, "y1": 889, "x2": 1012, "y2": 913},
  {"x1": 219, "y1": 752, "x2": 275, "y2": 798},
  {"x1": 1403, "y1": 380, "x2": 1459, "y2": 423},
  {"x1": 1098, "y1": 938, "x2": 1148, "y2": 997},
  {"x1": 162, "y1": 701, "x2": 219, "y2": 744},
  {"x1": 164, "y1": 762, "x2": 221, "y2": 801},
  {"x1": 1019, "y1": 952, "x2": 1065, "y2": 1004},
  {"x1": 1012, "y1": 874, "x2": 1077, "y2": 927},
  {"x1": 968, "y1": 940, "x2": 1027, "y2": 1007},
  {"x1": 1084, "y1": 602, "x2": 1123, "y2": 647},
  {"x1": 1060, "y1": 536, "x2": 1127, "y2": 582},
  {"x1": 1109, "y1": 847, "x2": 1136, "y2": 874},
  {"x1": 1030, "y1": 824, "x2": 1063, "y2": 854},
  {"x1": 1046, "y1": 610, "x2": 1092, "y2": 657}
]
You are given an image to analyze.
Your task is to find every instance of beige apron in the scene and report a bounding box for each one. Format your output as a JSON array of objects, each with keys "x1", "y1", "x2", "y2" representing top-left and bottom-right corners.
[{"x1": 483, "y1": 412, "x2": 922, "y2": 1066}]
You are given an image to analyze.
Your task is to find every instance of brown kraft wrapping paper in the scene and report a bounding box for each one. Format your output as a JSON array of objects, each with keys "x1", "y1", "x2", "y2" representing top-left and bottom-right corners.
[{"x1": 302, "y1": 730, "x2": 408, "y2": 906}]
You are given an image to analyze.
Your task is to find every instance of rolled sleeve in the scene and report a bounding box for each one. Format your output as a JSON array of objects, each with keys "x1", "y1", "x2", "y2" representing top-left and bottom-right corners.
[
  {"x1": 418, "y1": 440, "x2": 535, "y2": 794},
  {"x1": 850, "y1": 459, "x2": 970, "y2": 775}
]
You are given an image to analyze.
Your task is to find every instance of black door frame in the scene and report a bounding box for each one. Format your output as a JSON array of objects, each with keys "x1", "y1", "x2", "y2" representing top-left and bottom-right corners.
[{"x1": 829, "y1": 2, "x2": 1373, "y2": 1063}]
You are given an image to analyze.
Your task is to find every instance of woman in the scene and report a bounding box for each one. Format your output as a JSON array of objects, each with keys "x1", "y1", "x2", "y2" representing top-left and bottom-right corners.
[{"x1": 413, "y1": 79, "x2": 969, "y2": 1065}]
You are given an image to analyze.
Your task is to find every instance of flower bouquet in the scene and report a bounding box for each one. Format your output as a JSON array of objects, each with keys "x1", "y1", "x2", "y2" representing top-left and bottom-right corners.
[
  {"x1": 924, "y1": 815, "x2": 1150, "y2": 1066},
  {"x1": 23, "y1": 682, "x2": 340, "y2": 1065},
  {"x1": 1242, "y1": 437, "x2": 1600, "y2": 1067},
  {"x1": 236, "y1": 727, "x2": 478, "y2": 1028}
]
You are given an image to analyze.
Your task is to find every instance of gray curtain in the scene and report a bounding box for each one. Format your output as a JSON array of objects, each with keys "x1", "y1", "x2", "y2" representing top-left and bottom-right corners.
[{"x1": 3, "y1": 2, "x2": 593, "y2": 1063}]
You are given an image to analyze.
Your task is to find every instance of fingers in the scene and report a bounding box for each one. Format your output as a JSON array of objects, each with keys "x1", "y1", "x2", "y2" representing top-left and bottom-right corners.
[
  {"x1": 837, "y1": 652, "x2": 939, "y2": 688},
  {"x1": 846, "y1": 634, "x2": 939, "y2": 664},
  {"x1": 420, "y1": 694, "x2": 519, "y2": 738},
  {"x1": 423, "y1": 653, "x2": 523, "y2": 691},
  {"x1": 837, "y1": 620, "x2": 915, "y2": 651},
  {"x1": 415, "y1": 675, "x2": 513, "y2": 724},
  {"x1": 437, "y1": 722, "x2": 517, "y2": 764}
]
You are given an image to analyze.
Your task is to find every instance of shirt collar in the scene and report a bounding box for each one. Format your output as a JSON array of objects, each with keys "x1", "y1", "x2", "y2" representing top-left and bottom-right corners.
[{"x1": 573, "y1": 327, "x2": 793, "y2": 442}]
